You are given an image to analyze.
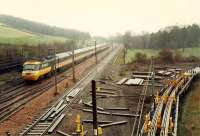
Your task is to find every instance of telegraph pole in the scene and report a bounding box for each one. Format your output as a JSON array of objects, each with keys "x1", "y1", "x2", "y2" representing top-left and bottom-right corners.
[
  {"x1": 20, "y1": 47, "x2": 24, "y2": 61},
  {"x1": 95, "y1": 41, "x2": 97, "y2": 65},
  {"x1": 72, "y1": 41, "x2": 76, "y2": 82},
  {"x1": 21, "y1": 47, "x2": 24, "y2": 57},
  {"x1": 91, "y1": 80, "x2": 98, "y2": 136},
  {"x1": 151, "y1": 56, "x2": 155, "y2": 96},
  {"x1": 54, "y1": 47, "x2": 58, "y2": 95},
  {"x1": 38, "y1": 44, "x2": 41, "y2": 58},
  {"x1": 124, "y1": 47, "x2": 126, "y2": 64},
  {"x1": 112, "y1": 41, "x2": 114, "y2": 51}
]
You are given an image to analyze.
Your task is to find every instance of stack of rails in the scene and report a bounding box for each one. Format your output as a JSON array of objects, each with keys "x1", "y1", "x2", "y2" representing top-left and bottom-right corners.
[
  {"x1": 139, "y1": 71, "x2": 193, "y2": 136},
  {"x1": 22, "y1": 43, "x2": 110, "y2": 81}
]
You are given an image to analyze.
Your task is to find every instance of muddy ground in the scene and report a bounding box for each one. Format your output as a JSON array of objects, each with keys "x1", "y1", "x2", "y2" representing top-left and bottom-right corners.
[{"x1": 51, "y1": 62, "x2": 162, "y2": 136}]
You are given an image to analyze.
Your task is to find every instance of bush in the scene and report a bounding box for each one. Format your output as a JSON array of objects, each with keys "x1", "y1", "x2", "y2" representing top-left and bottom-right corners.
[
  {"x1": 158, "y1": 49, "x2": 174, "y2": 63},
  {"x1": 174, "y1": 51, "x2": 184, "y2": 62},
  {"x1": 134, "y1": 52, "x2": 148, "y2": 63},
  {"x1": 186, "y1": 55, "x2": 199, "y2": 62}
]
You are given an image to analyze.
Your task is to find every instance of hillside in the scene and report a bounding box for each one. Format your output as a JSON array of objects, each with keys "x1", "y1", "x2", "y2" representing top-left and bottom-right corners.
[
  {"x1": 0, "y1": 22, "x2": 68, "y2": 45},
  {"x1": 0, "y1": 15, "x2": 91, "y2": 46},
  {"x1": 0, "y1": 15, "x2": 90, "y2": 39}
]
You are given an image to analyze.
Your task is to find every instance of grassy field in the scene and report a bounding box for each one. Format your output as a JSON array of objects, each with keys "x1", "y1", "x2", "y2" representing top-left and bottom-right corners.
[
  {"x1": 126, "y1": 49, "x2": 159, "y2": 63},
  {"x1": 0, "y1": 22, "x2": 68, "y2": 45},
  {"x1": 178, "y1": 48, "x2": 200, "y2": 58},
  {"x1": 126, "y1": 48, "x2": 200, "y2": 63}
]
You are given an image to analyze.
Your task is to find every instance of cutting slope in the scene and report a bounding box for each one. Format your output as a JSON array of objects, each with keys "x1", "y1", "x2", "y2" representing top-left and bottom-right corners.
[{"x1": 0, "y1": 22, "x2": 67, "y2": 45}]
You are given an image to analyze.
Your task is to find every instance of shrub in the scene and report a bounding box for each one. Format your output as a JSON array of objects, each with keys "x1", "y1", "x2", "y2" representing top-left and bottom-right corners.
[
  {"x1": 174, "y1": 51, "x2": 184, "y2": 62},
  {"x1": 134, "y1": 52, "x2": 148, "y2": 63},
  {"x1": 158, "y1": 49, "x2": 174, "y2": 63},
  {"x1": 186, "y1": 55, "x2": 199, "y2": 62}
]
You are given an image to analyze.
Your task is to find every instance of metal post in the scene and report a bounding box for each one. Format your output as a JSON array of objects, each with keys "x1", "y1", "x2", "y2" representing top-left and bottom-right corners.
[
  {"x1": 95, "y1": 41, "x2": 97, "y2": 65},
  {"x1": 21, "y1": 47, "x2": 25, "y2": 62},
  {"x1": 151, "y1": 56, "x2": 155, "y2": 96},
  {"x1": 72, "y1": 41, "x2": 76, "y2": 82},
  {"x1": 38, "y1": 44, "x2": 41, "y2": 58},
  {"x1": 92, "y1": 80, "x2": 98, "y2": 136},
  {"x1": 54, "y1": 47, "x2": 58, "y2": 95},
  {"x1": 21, "y1": 47, "x2": 24, "y2": 57},
  {"x1": 124, "y1": 47, "x2": 126, "y2": 64},
  {"x1": 112, "y1": 41, "x2": 114, "y2": 51}
]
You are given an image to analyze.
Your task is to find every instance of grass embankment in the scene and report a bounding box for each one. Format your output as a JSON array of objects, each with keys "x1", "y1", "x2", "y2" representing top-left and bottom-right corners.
[
  {"x1": 126, "y1": 49, "x2": 158, "y2": 63},
  {"x1": 0, "y1": 23, "x2": 67, "y2": 45},
  {"x1": 126, "y1": 48, "x2": 200, "y2": 63},
  {"x1": 178, "y1": 81, "x2": 200, "y2": 136}
]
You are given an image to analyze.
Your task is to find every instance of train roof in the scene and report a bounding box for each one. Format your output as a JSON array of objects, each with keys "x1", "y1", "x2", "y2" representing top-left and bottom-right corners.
[
  {"x1": 56, "y1": 51, "x2": 71, "y2": 59},
  {"x1": 74, "y1": 43, "x2": 108, "y2": 54},
  {"x1": 55, "y1": 43, "x2": 108, "y2": 59},
  {"x1": 24, "y1": 61, "x2": 41, "y2": 65},
  {"x1": 24, "y1": 43, "x2": 109, "y2": 62}
]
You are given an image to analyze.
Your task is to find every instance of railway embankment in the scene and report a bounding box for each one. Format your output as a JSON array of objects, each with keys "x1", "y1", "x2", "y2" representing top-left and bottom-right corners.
[{"x1": 178, "y1": 75, "x2": 200, "y2": 136}]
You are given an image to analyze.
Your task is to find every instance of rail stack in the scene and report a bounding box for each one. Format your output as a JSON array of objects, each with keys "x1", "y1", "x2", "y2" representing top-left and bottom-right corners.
[{"x1": 140, "y1": 67, "x2": 200, "y2": 136}]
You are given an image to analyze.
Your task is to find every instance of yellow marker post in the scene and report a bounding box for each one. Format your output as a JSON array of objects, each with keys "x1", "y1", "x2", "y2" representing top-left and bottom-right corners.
[
  {"x1": 96, "y1": 87, "x2": 101, "y2": 92},
  {"x1": 81, "y1": 125, "x2": 84, "y2": 136},
  {"x1": 143, "y1": 117, "x2": 149, "y2": 133},
  {"x1": 169, "y1": 117, "x2": 174, "y2": 132},
  {"x1": 154, "y1": 91, "x2": 160, "y2": 105},
  {"x1": 157, "y1": 114, "x2": 161, "y2": 129},
  {"x1": 75, "y1": 114, "x2": 81, "y2": 134},
  {"x1": 144, "y1": 121, "x2": 148, "y2": 133},
  {"x1": 98, "y1": 127, "x2": 103, "y2": 136}
]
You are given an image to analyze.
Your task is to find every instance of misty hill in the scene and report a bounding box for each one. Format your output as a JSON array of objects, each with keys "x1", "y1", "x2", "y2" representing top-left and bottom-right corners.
[
  {"x1": 0, "y1": 15, "x2": 91, "y2": 40},
  {"x1": 0, "y1": 22, "x2": 69, "y2": 46}
]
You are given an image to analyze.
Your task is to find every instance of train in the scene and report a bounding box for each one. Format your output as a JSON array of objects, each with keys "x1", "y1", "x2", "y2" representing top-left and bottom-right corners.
[{"x1": 22, "y1": 43, "x2": 110, "y2": 81}]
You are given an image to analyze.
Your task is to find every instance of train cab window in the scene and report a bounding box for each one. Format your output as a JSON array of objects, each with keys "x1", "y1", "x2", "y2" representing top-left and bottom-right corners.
[
  {"x1": 23, "y1": 64, "x2": 40, "y2": 71},
  {"x1": 41, "y1": 63, "x2": 48, "y2": 68}
]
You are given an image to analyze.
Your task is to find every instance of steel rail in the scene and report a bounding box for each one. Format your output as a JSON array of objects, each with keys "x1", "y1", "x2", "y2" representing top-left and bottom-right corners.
[
  {"x1": 131, "y1": 59, "x2": 153, "y2": 136},
  {"x1": 160, "y1": 79, "x2": 184, "y2": 136}
]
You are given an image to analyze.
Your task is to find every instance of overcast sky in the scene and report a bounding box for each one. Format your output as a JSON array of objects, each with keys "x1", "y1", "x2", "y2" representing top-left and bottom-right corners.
[{"x1": 0, "y1": 0, "x2": 199, "y2": 37}]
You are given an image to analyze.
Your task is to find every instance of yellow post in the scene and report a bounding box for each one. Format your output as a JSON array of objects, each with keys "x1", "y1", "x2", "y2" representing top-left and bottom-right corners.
[
  {"x1": 157, "y1": 113, "x2": 161, "y2": 129},
  {"x1": 144, "y1": 113, "x2": 151, "y2": 133},
  {"x1": 154, "y1": 91, "x2": 160, "y2": 105},
  {"x1": 98, "y1": 127, "x2": 103, "y2": 136},
  {"x1": 81, "y1": 125, "x2": 84, "y2": 136},
  {"x1": 169, "y1": 117, "x2": 174, "y2": 132},
  {"x1": 75, "y1": 114, "x2": 81, "y2": 134},
  {"x1": 96, "y1": 87, "x2": 101, "y2": 92}
]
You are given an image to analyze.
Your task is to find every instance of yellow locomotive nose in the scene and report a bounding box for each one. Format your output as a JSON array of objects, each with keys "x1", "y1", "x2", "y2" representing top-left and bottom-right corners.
[{"x1": 22, "y1": 71, "x2": 39, "y2": 81}]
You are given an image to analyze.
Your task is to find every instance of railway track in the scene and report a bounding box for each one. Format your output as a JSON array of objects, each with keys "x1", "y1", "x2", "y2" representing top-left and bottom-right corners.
[
  {"x1": 113, "y1": 47, "x2": 125, "y2": 64},
  {"x1": 130, "y1": 58, "x2": 154, "y2": 136},
  {"x1": 0, "y1": 58, "x2": 24, "y2": 73},
  {"x1": 0, "y1": 76, "x2": 67, "y2": 123},
  {"x1": 0, "y1": 46, "x2": 113, "y2": 124},
  {"x1": 19, "y1": 45, "x2": 121, "y2": 136}
]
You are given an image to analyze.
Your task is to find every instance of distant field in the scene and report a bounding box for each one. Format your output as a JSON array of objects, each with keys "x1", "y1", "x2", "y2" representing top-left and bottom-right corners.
[
  {"x1": 126, "y1": 49, "x2": 159, "y2": 63},
  {"x1": 0, "y1": 22, "x2": 68, "y2": 45},
  {"x1": 177, "y1": 48, "x2": 200, "y2": 58},
  {"x1": 126, "y1": 47, "x2": 200, "y2": 63}
]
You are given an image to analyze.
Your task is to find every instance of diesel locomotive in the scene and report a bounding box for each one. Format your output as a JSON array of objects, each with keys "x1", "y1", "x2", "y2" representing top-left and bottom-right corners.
[{"x1": 22, "y1": 44, "x2": 109, "y2": 81}]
